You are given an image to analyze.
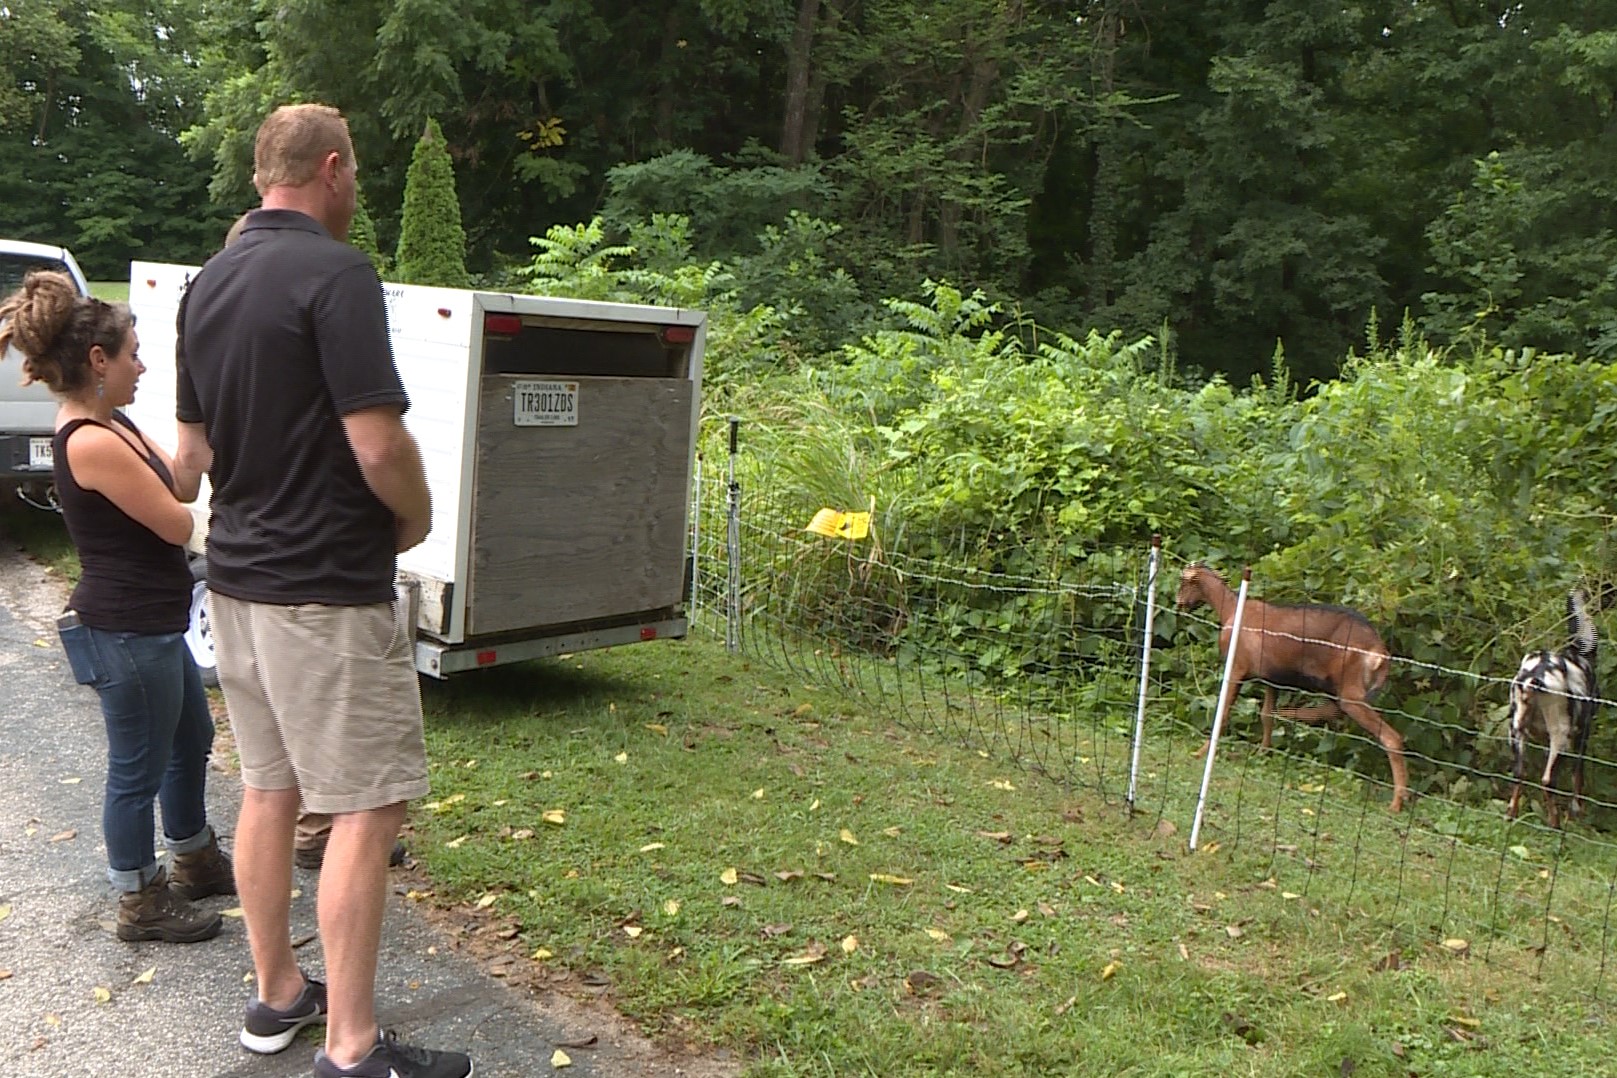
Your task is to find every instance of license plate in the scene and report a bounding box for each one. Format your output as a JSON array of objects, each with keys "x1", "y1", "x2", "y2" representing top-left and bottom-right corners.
[
  {"x1": 513, "y1": 380, "x2": 578, "y2": 427},
  {"x1": 28, "y1": 437, "x2": 52, "y2": 469}
]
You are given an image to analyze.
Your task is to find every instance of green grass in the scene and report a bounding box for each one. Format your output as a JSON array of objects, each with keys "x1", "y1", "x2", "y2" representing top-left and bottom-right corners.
[
  {"x1": 412, "y1": 641, "x2": 1614, "y2": 1077},
  {"x1": 6, "y1": 502, "x2": 1610, "y2": 1076},
  {"x1": 89, "y1": 280, "x2": 129, "y2": 302}
]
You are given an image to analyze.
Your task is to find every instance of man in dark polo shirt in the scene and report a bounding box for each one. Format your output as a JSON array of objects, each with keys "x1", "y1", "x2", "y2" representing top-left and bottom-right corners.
[{"x1": 175, "y1": 104, "x2": 470, "y2": 1078}]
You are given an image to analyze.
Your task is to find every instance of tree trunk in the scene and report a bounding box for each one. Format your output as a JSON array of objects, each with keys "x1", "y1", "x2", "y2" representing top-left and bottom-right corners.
[
  {"x1": 655, "y1": 9, "x2": 681, "y2": 147},
  {"x1": 780, "y1": 0, "x2": 822, "y2": 164},
  {"x1": 1086, "y1": 5, "x2": 1121, "y2": 309}
]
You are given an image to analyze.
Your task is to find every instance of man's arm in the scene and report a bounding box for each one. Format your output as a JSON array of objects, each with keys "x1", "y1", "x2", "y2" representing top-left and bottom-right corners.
[
  {"x1": 341, "y1": 405, "x2": 431, "y2": 552},
  {"x1": 172, "y1": 421, "x2": 213, "y2": 503}
]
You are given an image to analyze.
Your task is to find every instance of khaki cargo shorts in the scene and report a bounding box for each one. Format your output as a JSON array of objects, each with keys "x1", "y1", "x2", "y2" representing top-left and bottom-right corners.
[{"x1": 209, "y1": 589, "x2": 430, "y2": 814}]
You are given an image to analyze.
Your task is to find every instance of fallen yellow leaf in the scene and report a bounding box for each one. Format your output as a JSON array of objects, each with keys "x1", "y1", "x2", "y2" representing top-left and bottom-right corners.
[
  {"x1": 1327, "y1": 991, "x2": 1348, "y2": 1004},
  {"x1": 445, "y1": 835, "x2": 469, "y2": 848},
  {"x1": 92, "y1": 986, "x2": 111, "y2": 1004},
  {"x1": 752, "y1": 788, "x2": 765, "y2": 800},
  {"x1": 59, "y1": 777, "x2": 82, "y2": 785},
  {"x1": 510, "y1": 828, "x2": 535, "y2": 840},
  {"x1": 614, "y1": 752, "x2": 628, "y2": 764},
  {"x1": 623, "y1": 925, "x2": 643, "y2": 939},
  {"x1": 925, "y1": 928, "x2": 952, "y2": 942},
  {"x1": 1449, "y1": 1015, "x2": 1481, "y2": 1029},
  {"x1": 0, "y1": 905, "x2": 10, "y2": 923},
  {"x1": 839, "y1": 829, "x2": 859, "y2": 845},
  {"x1": 644, "y1": 723, "x2": 668, "y2": 736},
  {"x1": 988, "y1": 780, "x2": 1015, "y2": 791},
  {"x1": 552, "y1": 1048, "x2": 572, "y2": 1068},
  {"x1": 1010, "y1": 909, "x2": 1030, "y2": 923},
  {"x1": 809, "y1": 798, "x2": 821, "y2": 811},
  {"x1": 542, "y1": 809, "x2": 566, "y2": 826},
  {"x1": 882, "y1": 826, "x2": 901, "y2": 837},
  {"x1": 640, "y1": 842, "x2": 666, "y2": 853},
  {"x1": 222, "y1": 907, "x2": 245, "y2": 918},
  {"x1": 475, "y1": 894, "x2": 498, "y2": 909},
  {"x1": 424, "y1": 793, "x2": 466, "y2": 812},
  {"x1": 945, "y1": 883, "x2": 973, "y2": 894},
  {"x1": 841, "y1": 936, "x2": 858, "y2": 954},
  {"x1": 1101, "y1": 961, "x2": 1121, "y2": 981},
  {"x1": 131, "y1": 967, "x2": 155, "y2": 985},
  {"x1": 720, "y1": 867, "x2": 738, "y2": 886},
  {"x1": 532, "y1": 948, "x2": 553, "y2": 961},
  {"x1": 869, "y1": 873, "x2": 914, "y2": 886},
  {"x1": 663, "y1": 899, "x2": 681, "y2": 917},
  {"x1": 781, "y1": 950, "x2": 827, "y2": 966}
]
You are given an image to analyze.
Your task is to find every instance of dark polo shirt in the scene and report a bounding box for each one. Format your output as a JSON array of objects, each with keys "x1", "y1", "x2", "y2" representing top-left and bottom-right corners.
[{"x1": 177, "y1": 208, "x2": 407, "y2": 605}]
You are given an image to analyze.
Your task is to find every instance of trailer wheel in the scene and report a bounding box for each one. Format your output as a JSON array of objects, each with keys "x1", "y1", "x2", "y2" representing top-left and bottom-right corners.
[{"x1": 185, "y1": 556, "x2": 220, "y2": 688}]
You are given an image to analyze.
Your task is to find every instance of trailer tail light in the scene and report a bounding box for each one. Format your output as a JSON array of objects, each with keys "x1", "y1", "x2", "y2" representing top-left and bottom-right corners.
[
  {"x1": 639, "y1": 626, "x2": 658, "y2": 640},
  {"x1": 485, "y1": 314, "x2": 522, "y2": 336},
  {"x1": 476, "y1": 649, "x2": 498, "y2": 666},
  {"x1": 662, "y1": 325, "x2": 695, "y2": 344},
  {"x1": 437, "y1": 307, "x2": 452, "y2": 318}
]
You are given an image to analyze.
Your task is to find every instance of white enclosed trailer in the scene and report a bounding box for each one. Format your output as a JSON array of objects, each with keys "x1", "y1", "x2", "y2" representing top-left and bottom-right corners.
[{"x1": 126, "y1": 261, "x2": 704, "y2": 677}]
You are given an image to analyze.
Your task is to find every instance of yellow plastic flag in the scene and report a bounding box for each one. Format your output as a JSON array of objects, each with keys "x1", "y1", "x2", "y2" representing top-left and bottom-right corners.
[{"x1": 804, "y1": 508, "x2": 871, "y2": 541}]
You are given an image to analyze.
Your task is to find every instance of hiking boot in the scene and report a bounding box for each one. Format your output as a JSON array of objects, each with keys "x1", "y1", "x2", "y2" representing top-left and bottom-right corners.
[
  {"x1": 115, "y1": 867, "x2": 222, "y2": 943},
  {"x1": 169, "y1": 832, "x2": 236, "y2": 901},
  {"x1": 295, "y1": 839, "x2": 409, "y2": 872},
  {"x1": 239, "y1": 974, "x2": 327, "y2": 1054},
  {"x1": 313, "y1": 1029, "x2": 473, "y2": 1078}
]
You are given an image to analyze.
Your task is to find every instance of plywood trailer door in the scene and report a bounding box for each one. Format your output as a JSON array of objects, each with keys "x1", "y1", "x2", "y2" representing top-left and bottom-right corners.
[{"x1": 466, "y1": 373, "x2": 694, "y2": 636}]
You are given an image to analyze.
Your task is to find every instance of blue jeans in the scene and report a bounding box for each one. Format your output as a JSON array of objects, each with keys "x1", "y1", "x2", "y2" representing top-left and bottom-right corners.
[{"x1": 84, "y1": 627, "x2": 215, "y2": 891}]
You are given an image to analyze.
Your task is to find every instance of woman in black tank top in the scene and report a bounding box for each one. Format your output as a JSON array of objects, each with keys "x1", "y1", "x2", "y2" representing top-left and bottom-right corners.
[{"x1": 0, "y1": 271, "x2": 234, "y2": 943}]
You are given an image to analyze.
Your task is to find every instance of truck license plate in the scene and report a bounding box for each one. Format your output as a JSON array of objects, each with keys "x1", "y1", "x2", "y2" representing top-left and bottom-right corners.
[
  {"x1": 513, "y1": 380, "x2": 578, "y2": 427},
  {"x1": 28, "y1": 437, "x2": 53, "y2": 469}
]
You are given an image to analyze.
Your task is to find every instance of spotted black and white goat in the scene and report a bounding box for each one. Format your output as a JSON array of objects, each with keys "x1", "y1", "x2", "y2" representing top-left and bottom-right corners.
[{"x1": 1507, "y1": 588, "x2": 1599, "y2": 828}]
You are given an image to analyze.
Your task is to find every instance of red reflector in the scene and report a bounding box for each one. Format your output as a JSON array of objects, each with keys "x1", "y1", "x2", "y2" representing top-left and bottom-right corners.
[
  {"x1": 476, "y1": 649, "x2": 498, "y2": 666},
  {"x1": 437, "y1": 307, "x2": 452, "y2": 318},
  {"x1": 485, "y1": 314, "x2": 522, "y2": 335},
  {"x1": 146, "y1": 279, "x2": 157, "y2": 287},
  {"x1": 663, "y1": 325, "x2": 695, "y2": 344},
  {"x1": 639, "y1": 626, "x2": 658, "y2": 640}
]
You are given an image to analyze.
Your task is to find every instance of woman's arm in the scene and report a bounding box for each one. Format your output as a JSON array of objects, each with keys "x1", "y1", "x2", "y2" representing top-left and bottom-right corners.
[{"x1": 64, "y1": 426, "x2": 194, "y2": 546}]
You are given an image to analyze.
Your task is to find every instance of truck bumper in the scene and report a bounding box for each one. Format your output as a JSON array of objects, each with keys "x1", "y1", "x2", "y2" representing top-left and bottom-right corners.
[{"x1": 0, "y1": 433, "x2": 55, "y2": 479}]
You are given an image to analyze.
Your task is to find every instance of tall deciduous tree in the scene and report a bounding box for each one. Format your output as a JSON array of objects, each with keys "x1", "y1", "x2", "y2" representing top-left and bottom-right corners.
[
  {"x1": 394, "y1": 118, "x2": 470, "y2": 288},
  {"x1": 0, "y1": 0, "x2": 227, "y2": 276}
]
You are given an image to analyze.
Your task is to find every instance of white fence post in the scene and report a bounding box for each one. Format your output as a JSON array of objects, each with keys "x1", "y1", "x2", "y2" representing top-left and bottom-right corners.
[
  {"x1": 1126, "y1": 535, "x2": 1163, "y2": 810},
  {"x1": 1190, "y1": 567, "x2": 1251, "y2": 851},
  {"x1": 725, "y1": 418, "x2": 741, "y2": 653}
]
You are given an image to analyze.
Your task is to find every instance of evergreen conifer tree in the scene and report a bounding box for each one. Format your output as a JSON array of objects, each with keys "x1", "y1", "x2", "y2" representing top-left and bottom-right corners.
[
  {"x1": 394, "y1": 118, "x2": 470, "y2": 287},
  {"x1": 349, "y1": 189, "x2": 390, "y2": 277}
]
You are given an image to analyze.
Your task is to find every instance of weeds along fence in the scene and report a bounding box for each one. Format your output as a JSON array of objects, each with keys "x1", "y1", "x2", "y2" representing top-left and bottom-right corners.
[{"x1": 686, "y1": 424, "x2": 1617, "y2": 1000}]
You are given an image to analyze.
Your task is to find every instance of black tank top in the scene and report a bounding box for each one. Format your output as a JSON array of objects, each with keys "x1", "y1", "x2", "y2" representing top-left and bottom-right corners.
[{"x1": 54, "y1": 413, "x2": 193, "y2": 634}]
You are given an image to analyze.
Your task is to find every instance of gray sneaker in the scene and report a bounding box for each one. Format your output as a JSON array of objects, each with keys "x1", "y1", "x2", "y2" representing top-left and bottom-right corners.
[
  {"x1": 313, "y1": 1030, "x2": 473, "y2": 1078},
  {"x1": 239, "y1": 975, "x2": 327, "y2": 1054}
]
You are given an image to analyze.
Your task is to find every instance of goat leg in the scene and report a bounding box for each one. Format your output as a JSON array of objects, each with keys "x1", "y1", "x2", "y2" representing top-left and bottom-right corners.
[
  {"x1": 1274, "y1": 702, "x2": 1342, "y2": 726},
  {"x1": 1195, "y1": 676, "x2": 1246, "y2": 758},
  {"x1": 1259, "y1": 687, "x2": 1277, "y2": 749},
  {"x1": 1339, "y1": 699, "x2": 1408, "y2": 813},
  {"x1": 1542, "y1": 743, "x2": 1564, "y2": 829}
]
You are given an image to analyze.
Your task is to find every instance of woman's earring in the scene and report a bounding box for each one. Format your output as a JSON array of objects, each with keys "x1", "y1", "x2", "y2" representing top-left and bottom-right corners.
[{"x1": 96, "y1": 375, "x2": 104, "y2": 399}]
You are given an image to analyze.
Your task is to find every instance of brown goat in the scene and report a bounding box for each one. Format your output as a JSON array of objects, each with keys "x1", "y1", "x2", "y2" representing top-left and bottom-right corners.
[{"x1": 1175, "y1": 564, "x2": 1409, "y2": 813}]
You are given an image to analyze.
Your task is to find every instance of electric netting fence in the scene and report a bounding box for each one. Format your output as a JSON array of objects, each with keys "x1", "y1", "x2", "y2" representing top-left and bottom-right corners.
[{"x1": 686, "y1": 422, "x2": 1617, "y2": 1000}]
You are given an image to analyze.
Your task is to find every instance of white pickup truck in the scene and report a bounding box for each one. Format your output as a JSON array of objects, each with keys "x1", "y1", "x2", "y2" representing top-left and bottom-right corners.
[{"x1": 0, "y1": 239, "x2": 91, "y2": 509}]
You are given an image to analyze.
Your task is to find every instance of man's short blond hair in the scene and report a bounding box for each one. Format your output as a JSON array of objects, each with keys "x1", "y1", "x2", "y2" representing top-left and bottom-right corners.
[{"x1": 253, "y1": 104, "x2": 354, "y2": 192}]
